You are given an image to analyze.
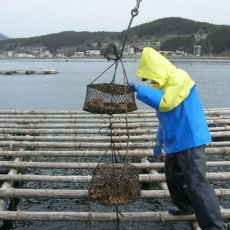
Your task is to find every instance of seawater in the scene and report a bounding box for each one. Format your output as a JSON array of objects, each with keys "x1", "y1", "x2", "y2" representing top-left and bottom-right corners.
[
  {"x1": 0, "y1": 58, "x2": 229, "y2": 230},
  {"x1": 0, "y1": 58, "x2": 230, "y2": 110}
]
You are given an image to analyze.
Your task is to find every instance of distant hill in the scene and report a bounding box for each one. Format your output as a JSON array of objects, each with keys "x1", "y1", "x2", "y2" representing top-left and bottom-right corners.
[
  {"x1": 0, "y1": 33, "x2": 10, "y2": 41},
  {"x1": 128, "y1": 17, "x2": 219, "y2": 37},
  {"x1": 0, "y1": 31, "x2": 119, "y2": 52},
  {"x1": 126, "y1": 17, "x2": 230, "y2": 55},
  {"x1": 0, "y1": 17, "x2": 230, "y2": 56}
]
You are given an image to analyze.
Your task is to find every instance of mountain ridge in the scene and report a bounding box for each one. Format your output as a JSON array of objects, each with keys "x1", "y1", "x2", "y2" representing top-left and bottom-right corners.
[
  {"x1": 0, "y1": 17, "x2": 230, "y2": 56},
  {"x1": 0, "y1": 33, "x2": 10, "y2": 41}
]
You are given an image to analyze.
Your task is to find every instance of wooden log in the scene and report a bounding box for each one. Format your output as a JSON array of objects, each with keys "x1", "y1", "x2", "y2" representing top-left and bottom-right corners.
[
  {"x1": 0, "y1": 118, "x2": 159, "y2": 124},
  {"x1": 0, "y1": 109, "x2": 228, "y2": 118},
  {"x1": 0, "y1": 118, "x2": 230, "y2": 127},
  {"x1": 0, "y1": 115, "x2": 157, "y2": 121},
  {"x1": 0, "y1": 210, "x2": 229, "y2": 222},
  {"x1": 140, "y1": 172, "x2": 230, "y2": 182},
  {"x1": 0, "y1": 147, "x2": 229, "y2": 158},
  {"x1": 0, "y1": 122, "x2": 159, "y2": 129},
  {"x1": 1, "y1": 162, "x2": 160, "y2": 169},
  {"x1": 0, "y1": 110, "x2": 152, "y2": 115},
  {"x1": 211, "y1": 131, "x2": 230, "y2": 138},
  {"x1": 205, "y1": 147, "x2": 230, "y2": 154},
  {"x1": 0, "y1": 126, "x2": 229, "y2": 136},
  {"x1": 0, "y1": 172, "x2": 229, "y2": 183},
  {"x1": 0, "y1": 108, "x2": 228, "y2": 115},
  {"x1": 0, "y1": 122, "x2": 229, "y2": 131},
  {"x1": 141, "y1": 157, "x2": 169, "y2": 191},
  {"x1": 204, "y1": 108, "x2": 230, "y2": 115},
  {"x1": 0, "y1": 140, "x2": 153, "y2": 149},
  {"x1": 207, "y1": 142, "x2": 230, "y2": 147},
  {"x1": 0, "y1": 140, "x2": 229, "y2": 149},
  {"x1": 0, "y1": 115, "x2": 148, "y2": 121},
  {"x1": 0, "y1": 134, "x2": 154, "y2": 142},
  {"x1": 1, "y1": 157, "x2": 21, "y2": 190},
  {"x1": 0, "y1": 68, "x2": 58, "y2": 75},
  {"x1": 0, "y1": 131, "x2": 230, "y2": 142},
  {"x1": 0, "y1": 114, "x2": 227, "y2": 123},
  {"x1": 0, "y1": 161, "x2": 229, "y2": 170},
  {"x1": 0, "y1": 188, "x2": 229, "y2": 199},
  {"x1": 0, "y1": 149, "x2": 153, "y2": 158},
  {"x1": 0, "y1": 119, "x2": 230, "y2": 130},
  {"x1": 207, "y1": 119, "x2": 230, "y2": 125},
  {"x1": 0, "y1": 113, "x2": 223, "y2": 120},
  {"x1": 0, "y1": 127, "x2": 156, "y2": 135},
  {"x1": 0, "y1": 157, "x2": 21, "y2": 210},
  {"x1": 209, "y1": 126, "x2": 230, "y2": 131}
]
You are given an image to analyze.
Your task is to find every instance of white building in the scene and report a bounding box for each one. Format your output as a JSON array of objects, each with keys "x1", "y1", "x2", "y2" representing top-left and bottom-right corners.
[
  {"x1": 194, "y1": 45, "x2": 201, "y2": 56},
  {"x1": 85, "y1": 50, "x2": 101, "y2": 56},
  {"x1": 72, "y1": 52, "x2": 85, "y2": 57},
  {"x1": 128, "y1": 47, "x2": 135, "y2": 55},
  {"x1": 6, "y1": 51, "x2": 13, "y2": 57}
]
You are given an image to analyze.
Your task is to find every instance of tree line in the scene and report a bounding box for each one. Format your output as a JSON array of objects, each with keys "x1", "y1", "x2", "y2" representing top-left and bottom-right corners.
[{"x1": 0, "y1": 17, "x2": 229, "y2": 56}]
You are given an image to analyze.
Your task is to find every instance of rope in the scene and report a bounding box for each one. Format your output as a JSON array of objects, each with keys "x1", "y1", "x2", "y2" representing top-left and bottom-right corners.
[
  {"x1": 90, "y1": 0, "x2": 143, "y2": 165},
  {"x1": 120, "y1": 0, "x2": 142, "y2": 58},
  {"x1": 87, "y1": 2, "x2": 143, "y2": 218},
  {"x1": 90, "y1": 61, "x2": 116, "y2": 84},
  {"x1": 90, "y1": 0, "x2": 142, "y2": 83}
]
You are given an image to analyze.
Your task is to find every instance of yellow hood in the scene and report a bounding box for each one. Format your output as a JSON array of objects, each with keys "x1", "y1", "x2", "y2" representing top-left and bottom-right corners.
[{"x1": 136, "y1": 47, "x2": 195, "y2": 111}]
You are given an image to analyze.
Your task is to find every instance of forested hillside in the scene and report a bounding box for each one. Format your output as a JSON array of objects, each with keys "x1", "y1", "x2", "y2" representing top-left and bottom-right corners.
[
  {"x1": 128, "y1": 17, "x2": 218, "y2": 37},
  {"x1": 0, "y1": 17, "x2": 230, "y2": 56}
]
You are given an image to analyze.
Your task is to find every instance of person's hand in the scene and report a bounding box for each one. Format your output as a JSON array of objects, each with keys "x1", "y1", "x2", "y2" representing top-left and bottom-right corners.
[
  {"x1": 129, "y1": 81, "x2": 139, "y2": 92},
  {"x1": 153, "y1": 142, "x2": 162, "y2": 158}
]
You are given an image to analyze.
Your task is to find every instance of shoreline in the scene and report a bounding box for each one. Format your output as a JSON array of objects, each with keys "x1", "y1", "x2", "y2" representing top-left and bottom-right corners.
[{"x1": 1, "y1": 56, "x2": 230, "y2": 62}]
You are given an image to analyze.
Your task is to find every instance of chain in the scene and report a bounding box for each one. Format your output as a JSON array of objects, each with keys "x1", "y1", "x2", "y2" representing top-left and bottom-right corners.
[
  {"x1": 132, "y1": 0, "x2": 142, "y2": 15},
  {"x1": 92, "y1": 0, "x2": 142, "y2": 82},
  {"x1": 120, "y1": 0, "x2": 142, "y2": 58}
]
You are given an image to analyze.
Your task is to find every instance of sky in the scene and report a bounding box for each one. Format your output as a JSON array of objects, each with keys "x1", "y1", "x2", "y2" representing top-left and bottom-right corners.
[{"x1": 1, "y1": 0, "x2": 230, "y2": 38}]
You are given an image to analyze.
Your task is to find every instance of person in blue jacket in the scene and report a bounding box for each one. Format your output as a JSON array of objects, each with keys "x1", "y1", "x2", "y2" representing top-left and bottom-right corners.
[{"x1": 130, "y1": 47, "x2": 224, "y2": 229}]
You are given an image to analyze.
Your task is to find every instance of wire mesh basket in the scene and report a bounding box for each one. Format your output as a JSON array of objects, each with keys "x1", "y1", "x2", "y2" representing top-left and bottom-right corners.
[
  {"x1": 83, "y1": 83, "x2": 137, "y2": 114},
  {"x1": 88, "y1": 163, "x2": 141, "y2": 206}
]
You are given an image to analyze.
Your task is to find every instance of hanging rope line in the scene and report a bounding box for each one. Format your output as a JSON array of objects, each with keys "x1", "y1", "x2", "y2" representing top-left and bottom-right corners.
[
  {"x1": 87, "y1": 0, "x2": 142, "y2": 84},
  {"x1": 90, "y1": 61, "x2": 116, "y2": 85},
  {"x1": 85, "y1": 1, "x2": 143, "y2": 229},
  {"x1": 83, "y1": 0, "x2": 142, "y2": 115},
  {"x1": 120, "y1": 0, "x2": 142, "y2": 58}
]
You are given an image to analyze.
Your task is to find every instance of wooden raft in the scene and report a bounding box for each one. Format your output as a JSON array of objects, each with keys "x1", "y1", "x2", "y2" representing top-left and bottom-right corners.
[
  {"x1": 0, "y1": 109, "x2": 229, "y2": 228},
  {"x1": 0, "y1": 68, "x2": 58, "y2": 75}
]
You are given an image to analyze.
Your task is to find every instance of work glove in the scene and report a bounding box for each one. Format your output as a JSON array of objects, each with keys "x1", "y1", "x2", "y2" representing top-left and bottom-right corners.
[
  {"x1": 153, "y1": 142, "x2": 162, "y2": 158},
  {"x1": 129, "y1": 81, "x2": 139, "y2": 92}
]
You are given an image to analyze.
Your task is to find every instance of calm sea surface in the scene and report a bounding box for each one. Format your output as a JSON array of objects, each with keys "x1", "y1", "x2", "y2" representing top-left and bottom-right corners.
[
  {"x1": 0, "y1": 58, "x2": 230, "y2": 110},
  {"x1": 0, "y1": 58, "x2": 229, "y2": 230}
]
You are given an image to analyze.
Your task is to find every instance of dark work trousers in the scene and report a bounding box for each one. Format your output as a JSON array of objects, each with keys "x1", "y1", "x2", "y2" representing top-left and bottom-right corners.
[{"x1": 164, "y1": 145, "x2": 224, "y2": 230}]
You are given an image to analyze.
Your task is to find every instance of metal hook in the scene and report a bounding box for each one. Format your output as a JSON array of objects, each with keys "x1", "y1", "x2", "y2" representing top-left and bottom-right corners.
[
  {"x1": 131, "y1": 9, "x2": 139, "y2": 17},
  {"x1": 132, "y1": 0, "x2": 142, "y2": 15}
]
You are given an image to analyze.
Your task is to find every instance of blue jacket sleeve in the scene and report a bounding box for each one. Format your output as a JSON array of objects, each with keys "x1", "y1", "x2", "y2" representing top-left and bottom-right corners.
[{"x1": 136, "y1": 85, "x2": 163, "y2": 110}]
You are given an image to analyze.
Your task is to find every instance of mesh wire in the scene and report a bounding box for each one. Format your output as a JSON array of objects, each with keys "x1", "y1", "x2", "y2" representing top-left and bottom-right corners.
[
  {"x1": 83, "y1": 83, "x2": 137, "y2": 114},
  {"x1": 88, "y1": 163, "x2": 141, "y2": 206}
]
